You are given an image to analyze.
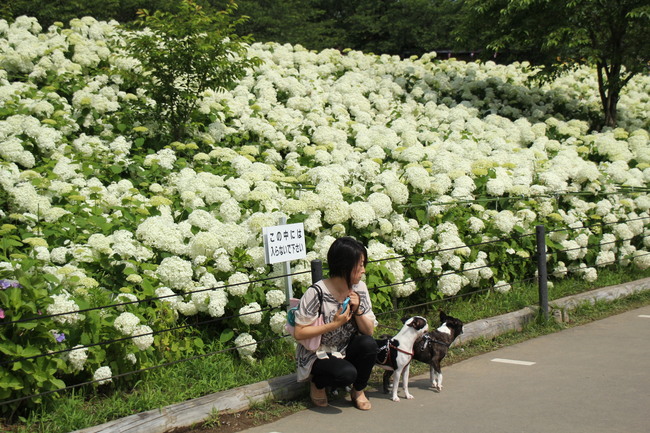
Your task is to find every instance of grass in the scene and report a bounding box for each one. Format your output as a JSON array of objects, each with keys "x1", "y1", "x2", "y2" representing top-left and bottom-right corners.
[{"x1": 3, "y1": 266, "x2": 650, "y2": 433}]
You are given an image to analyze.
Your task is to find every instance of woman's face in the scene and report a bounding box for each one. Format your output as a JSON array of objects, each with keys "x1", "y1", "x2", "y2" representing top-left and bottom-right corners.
[{"x1": 350, "y1": 256, "x2": 366, "y2": 286}]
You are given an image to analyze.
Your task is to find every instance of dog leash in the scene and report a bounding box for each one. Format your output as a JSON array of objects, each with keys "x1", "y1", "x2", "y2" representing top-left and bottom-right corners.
[
  {"x1": 389, "y1": 341, "x2": 414, "y2": 357},
  {"x1": 377, "y1": 339, "x2": 414, "y2": 367}
]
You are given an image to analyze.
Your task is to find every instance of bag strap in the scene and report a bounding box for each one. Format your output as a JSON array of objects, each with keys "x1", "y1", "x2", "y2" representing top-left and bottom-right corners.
[{"x1": 310, "y1": 283, "x2": 324, "y2": 318}]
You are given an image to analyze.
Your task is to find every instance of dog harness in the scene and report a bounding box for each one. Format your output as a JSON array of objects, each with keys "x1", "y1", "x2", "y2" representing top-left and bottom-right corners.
[
  {"x1": 376, "y1": 338, "x2": 414, "y2": 370},
  {"x1": 421, "y1": 333, "x2": 451, "y2": 348}
]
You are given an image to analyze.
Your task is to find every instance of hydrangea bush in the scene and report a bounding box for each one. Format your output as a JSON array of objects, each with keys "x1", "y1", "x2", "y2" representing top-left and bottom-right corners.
[{"x1": 1, "y1": 16, "x2": 649, "y2": 411}]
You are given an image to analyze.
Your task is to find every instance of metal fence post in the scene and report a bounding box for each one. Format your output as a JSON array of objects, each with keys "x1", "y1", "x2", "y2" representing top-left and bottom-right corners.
[
  {"x1": 311, "y1": 259, "x2": 323, "y2": 284},
  {"x1": 536, "y1": 224, "x2": 549, "y2": 320}
]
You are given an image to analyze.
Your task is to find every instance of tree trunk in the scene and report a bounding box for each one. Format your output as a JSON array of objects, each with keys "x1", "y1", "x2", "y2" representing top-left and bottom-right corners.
[
  {"x1": 604, "y1": 90, "x2": 619, "y2": 128},
  {"x1": 596, "y1": 62, "x2": 621, "y2": 129}
]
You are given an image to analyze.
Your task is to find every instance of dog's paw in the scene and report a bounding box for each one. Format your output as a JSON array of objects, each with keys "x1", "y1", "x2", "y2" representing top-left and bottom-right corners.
[
  {"x1": 405, "y1": 393, "x2": 414, "y2": 400},
  {"x1": 391, "y1": 396, "x2": 400, "y2": 402}
]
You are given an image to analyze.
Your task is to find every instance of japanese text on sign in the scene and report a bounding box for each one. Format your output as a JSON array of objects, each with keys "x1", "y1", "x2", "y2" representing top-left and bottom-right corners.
[{"x1": 262, "y1": 223, "x2": 307, "y2": 264}]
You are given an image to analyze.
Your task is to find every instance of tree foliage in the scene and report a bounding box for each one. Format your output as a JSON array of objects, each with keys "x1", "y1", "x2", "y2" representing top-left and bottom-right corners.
[
  {"x1": 2, "y1": 0, "x2": 180, "y2": 28},
  {"x1": 122, "y1": 0, "x2": 261, "y2": 142},
  {"x1": 459, "y1": 0, "x2": 650, "y2": 128},
  {"x1": 230, "y1": 0, "x2": 467, "y2": 55}
]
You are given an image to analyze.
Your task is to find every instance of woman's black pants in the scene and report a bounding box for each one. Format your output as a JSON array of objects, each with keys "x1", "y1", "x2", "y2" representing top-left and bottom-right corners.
[{"x1": 310, "y1": 335, "x2": 378, "y2": 391}]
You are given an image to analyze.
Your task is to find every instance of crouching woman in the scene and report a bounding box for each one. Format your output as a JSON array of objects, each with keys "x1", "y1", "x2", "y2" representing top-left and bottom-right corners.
[{"x1": 293, "y1": 236, "x2": 378, "y2": 410}]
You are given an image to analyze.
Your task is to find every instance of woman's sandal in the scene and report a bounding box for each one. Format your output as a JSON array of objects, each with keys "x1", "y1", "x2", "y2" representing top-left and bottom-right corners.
[
  {"x1": 310, "y1": 382, "x2": 328, "y2": 407},
  {"x1": 350, "y1": 389, "x2": 371, "y2": 411}
]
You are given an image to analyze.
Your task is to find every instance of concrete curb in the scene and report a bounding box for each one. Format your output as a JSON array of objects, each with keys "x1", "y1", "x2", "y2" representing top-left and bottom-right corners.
[{"x1": 73, "y1": 277, "x2": 650, "y2": 433}]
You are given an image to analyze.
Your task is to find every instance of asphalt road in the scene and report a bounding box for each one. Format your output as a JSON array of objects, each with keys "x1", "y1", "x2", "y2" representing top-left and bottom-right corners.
[{"x1": 240, "y1": 305, "x2": 650, "y2": 433}]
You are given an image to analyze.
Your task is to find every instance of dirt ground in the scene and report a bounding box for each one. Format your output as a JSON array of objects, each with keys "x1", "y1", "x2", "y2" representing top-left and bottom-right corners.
[{"x1": 167, "y1": 400, "x2": 308, "y2": 433}]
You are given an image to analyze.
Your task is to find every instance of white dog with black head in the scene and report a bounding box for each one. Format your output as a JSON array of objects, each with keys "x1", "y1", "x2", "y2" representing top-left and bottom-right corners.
[{"x1": 374, "y1": 316, "x2": 429, "y2": 402}]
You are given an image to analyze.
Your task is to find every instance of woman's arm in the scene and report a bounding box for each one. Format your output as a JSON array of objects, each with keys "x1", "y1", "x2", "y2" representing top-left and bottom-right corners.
[
  {"x1": 352, "y1": 309, "x2": 374, "y2": 335},
  {"x1": 348, "y1": 287, "x2": 375, "y2": 335},
  {"x1": 293, "y1": 307, "x2": 351, "y2": 339}
]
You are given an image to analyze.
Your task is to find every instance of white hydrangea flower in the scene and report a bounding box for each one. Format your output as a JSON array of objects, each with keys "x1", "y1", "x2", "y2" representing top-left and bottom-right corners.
[
  {"x1": 618, "y1": 243, "x2": 637, "y2": 266},
  {"x1": 404, "y1": 166, "x2": 431, "y2": 192},
  {"x1": 131, "y1": 325, "x2": 154, "y2": 351},
  {"x1": 239, "y1": 302, "x2": 263, "y2": 326},
  {"x1": 378, "y1": 218, "x2": 393, "y2": 234},
  {"x1": 304, "y1": 210, "x2": 323, "y2": 233},
  {"x1": 467, "y1": 217, "x2": 485, "y2": 233},
  {"x1": 416, "y1": 258, "x2": 433, "y2": 274},
  {"x1": 187, "y1": 209, "x2": 217, "y2": 230},
  {"x1": 143, "y1": 148, "x2": 176, "y2": 170},
  {"x1": 394, "y1": 280, "x2": 417, "y2": 297},
  {"x1": 367, "y1": 192, "x2": 393, "y2": 218},
  {"x1": 578, "y1": 263, "x2": 598, "y2": 282},
  {"x1": 492, "y1": 210, "x2": 517, "y2": 234},
  {"x1": 270, "y1": 311, "x2": 288, "y2": 335},
  {"x1": 553, "y1": 261, "x2": 568, "y2": 278},
  {"x1": 50, "y1": 247, "x2": 68, "y2": 264},
  {"x1": 125, "y1": 274, "x2": 143, "y2": 284},
  {"x1": 227, "y1": 272, "x2": 250, "y2": 297},
  {"x1": 494, "y1": 280, "x2": 511, "y2": 294},
  {"x1": 46, "y1": 292, "x2": 80, "y2": 325},
  {"x1": 265, "y1": 290, "x2": 286, "y2": 308},
  {"x1": 633, "y1": 251, "x2": 650, "y2": 270},
  {"x1": 115, "y1": 293, "x2": 139, "y2": 311},
  {"x1": 206, "y1": 288, "x2": 228, "y2": 317},
  {"x1": 596, "y1": 251, "x2": 616, "y2": 267},
  {"x1": 438, "y1": 273, "x2": 464, "y2": 296},
  {"x1": 324, "y1": 201, "x2": 351, "y2": 225},
  {"x1": 155, "y1": 256, "x2": 194, "y2": 292},
  {"x1": 87, "y1": 233, "x2": 112, "y2": 255},
  {"x1": 93, "y1": 366, "x2": 113, "y2": 385},
  {"x1": 66, "y1": 345, "x2": 88, "y2": 372},
  {"x1": 600, "y1": 233, "x2": 617, "y2": 252},
  {"x1": 126, "y1": 353, "x2": 137, "y2": 365},
  {"x1": 561, "y1": 239, "x2": 586, "y2": 261},
  {"x1": 235, "y1": 332, "x2": 257, "y2": 363},
  {"x1": 219, "y1": 197, "x2": 242, "y2": 223},
  {"x1": 136, "y1": 214, "x2": 187, "y2": 256},
  {"x1": 177, "y1": 301, "x2": 199, "y2": 316},
  {"x1": 349, "y1": 201, "x2": 376, "y2": 229},
  {"x1": 114, "y1": 312, "x2": 140, "y2": 336},
  {"x1": 155, "y1": 286, "x2": 182, "y2": 311}
]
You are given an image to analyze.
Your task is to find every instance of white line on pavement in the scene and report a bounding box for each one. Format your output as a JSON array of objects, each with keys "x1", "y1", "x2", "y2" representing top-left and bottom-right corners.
[{"x1": 491, "y1": 358, "x2": 536, "y2": 366}]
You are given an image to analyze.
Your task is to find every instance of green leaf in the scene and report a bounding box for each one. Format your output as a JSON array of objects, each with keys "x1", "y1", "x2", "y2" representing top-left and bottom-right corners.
[
  {"x1": 0, "y1": 373, "x2": 23, "y2": 390},
  {"x1": 42, "y1": 273, "x2": 61, "y2": 284},
  {"x1": 219, "y1": 328, "x2": 234, "y2": 343}
]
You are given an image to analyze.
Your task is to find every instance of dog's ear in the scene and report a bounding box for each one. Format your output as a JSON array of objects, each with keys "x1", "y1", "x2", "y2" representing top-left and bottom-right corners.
[
  {"x1": 401, "y1": 316, "x2": 409, "y2": 324},
  {"x1": 412, "y1": 316, "x2": 427, "y2": 330},
  {"x1": 439, "y1": 310, "x2": 448, "y2": 322}
]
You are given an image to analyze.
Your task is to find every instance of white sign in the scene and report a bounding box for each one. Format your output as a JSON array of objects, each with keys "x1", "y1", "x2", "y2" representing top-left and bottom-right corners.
[{"x1": 262, "y1": 223, "x2": 307, "y2": 265}]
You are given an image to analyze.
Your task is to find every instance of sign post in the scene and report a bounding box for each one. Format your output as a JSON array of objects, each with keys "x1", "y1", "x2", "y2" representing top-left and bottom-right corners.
[{"x1": 262, "y1": 218, "x2": 307, "y2": 305}]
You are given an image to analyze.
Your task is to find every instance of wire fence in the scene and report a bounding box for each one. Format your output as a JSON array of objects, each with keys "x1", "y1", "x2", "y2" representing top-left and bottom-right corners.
[{"x1": 1, "y1": 208, "x2": 649, "y2": 408}]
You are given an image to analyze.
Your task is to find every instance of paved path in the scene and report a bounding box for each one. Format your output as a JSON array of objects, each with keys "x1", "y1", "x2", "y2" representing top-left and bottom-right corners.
[{"x1": 241, "y1": 305, "x2": 650, "y2": 433}]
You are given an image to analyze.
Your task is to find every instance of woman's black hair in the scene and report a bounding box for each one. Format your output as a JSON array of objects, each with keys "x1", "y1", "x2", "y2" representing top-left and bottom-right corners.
[{"x1": 327, "y1": 236, "x2": 368, "y2": 289}]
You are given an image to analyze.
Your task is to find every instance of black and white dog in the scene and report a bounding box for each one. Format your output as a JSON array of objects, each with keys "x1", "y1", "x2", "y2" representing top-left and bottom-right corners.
[
  {"x1": 375, "y1": 316, "x2": 429, "y2": 402},
  {"x1": 412, "y1": 311, "x2": 464, "y2": 392}
]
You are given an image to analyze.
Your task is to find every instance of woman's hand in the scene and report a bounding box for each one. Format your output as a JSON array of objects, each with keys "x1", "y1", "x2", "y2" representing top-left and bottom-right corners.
[
  {"x1": 348, "y1": 290, "x2": 361, "y2": 314},
  {"x1": 333, "y1": 303, "x2": 352, "y2": 327}
]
